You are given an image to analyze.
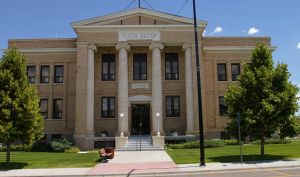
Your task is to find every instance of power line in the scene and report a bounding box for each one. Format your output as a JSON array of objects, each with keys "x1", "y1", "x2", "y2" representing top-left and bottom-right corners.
[
  {"x1": 142, "y1": 0, "x2": 154, "y2": 9},
  {"x1": 124, "y1": 0, "x2": 136, "y2": 10},
  {"x1": 177, "y1": 0, "x2": 190, "y2": 14}
]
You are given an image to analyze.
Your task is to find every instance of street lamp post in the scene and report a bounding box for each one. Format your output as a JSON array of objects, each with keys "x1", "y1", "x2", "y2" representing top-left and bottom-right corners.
[
  {"x1": 192, "y1": 0, "x2": 205, "y2": 166},
  {"x1": 156, "y1": 112, "x2": 161, "y2": 136},
  {"x1": 119, "y1": 113, "x2": 124, "y2": 137}
]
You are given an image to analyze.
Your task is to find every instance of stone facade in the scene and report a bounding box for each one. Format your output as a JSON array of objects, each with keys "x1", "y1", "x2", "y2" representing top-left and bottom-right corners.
[{"x1": 7, "y1": 8, "x2": 272, "y2": 150}]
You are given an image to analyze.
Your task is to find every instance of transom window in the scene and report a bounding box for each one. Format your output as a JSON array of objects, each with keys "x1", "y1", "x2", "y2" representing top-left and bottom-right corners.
[
  {"x1": 219, "y1": 96, "x2": 228, "y2": 116},
  {"x1": 166, "y1": 96, "x2": 180, "y2": 117},
  {"x1": 101, "y1": 97, "x2": 115, "y2": 118},
  {"x1": 102, "y1": 54, "x2": 116, "y2": 81},
  {"x1": 133, "y1": 54, "x2": 147, "y2": 80},
  {"x1": 54, "y1": 65, "x2": 64, "y2": 83},
  {"x1": 27, "y1": 65, "x2": 36, "y2": 84},
  {"x1": 217, "y1": 63, "x2": 227, "y2": 81},
  {"x1": 165, "y1": 53, "x2": 179, "y2": 80},
  {"x1": 53, "y1": 98, "x2": 63, "y2": 119},
  {"x1": 231, "y1": 63, "x2": 240, "y2": 81},
  {"x1": 40, "y1": 65, "x2": 50, "y2": 83},
  {"x1": 39, "y1": 99, "x2": 48, "y2": 119}
]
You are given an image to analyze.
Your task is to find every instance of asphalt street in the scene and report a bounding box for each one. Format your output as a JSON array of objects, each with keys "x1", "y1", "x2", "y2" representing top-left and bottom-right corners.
[{"x1": 120, "y1": 166, "x2": 300, "y2": 177}]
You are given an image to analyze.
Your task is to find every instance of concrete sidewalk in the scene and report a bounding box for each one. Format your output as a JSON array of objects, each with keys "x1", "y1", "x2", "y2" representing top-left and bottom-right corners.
[{"x1": 1, "y1": 156, "x2": 300, "y2": 177}]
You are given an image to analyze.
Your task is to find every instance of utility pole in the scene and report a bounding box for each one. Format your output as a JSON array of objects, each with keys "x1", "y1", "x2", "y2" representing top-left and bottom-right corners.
[
  {"x1": 138, "y1": 0, "x2": 141, "y2": 8},
  {"x1": 192, "y1": 0, "x2": 205, "y2": 166}
]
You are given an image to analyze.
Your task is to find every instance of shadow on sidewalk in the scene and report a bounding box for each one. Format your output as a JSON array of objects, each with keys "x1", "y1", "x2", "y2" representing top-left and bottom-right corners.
[
  {"x1": 0, "y1": 162, "x2": 28, "y2": 171},
  {"x1": 208, "y1": 154, "x2": 291, "y2": 164}
]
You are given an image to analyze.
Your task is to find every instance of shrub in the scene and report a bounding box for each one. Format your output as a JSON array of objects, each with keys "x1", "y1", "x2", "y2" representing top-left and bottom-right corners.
[
  {"x1": 251, "y1": 138, "x2": 292, "y2": 145},
  {"x1": 65, "y1": 146, "x2": 80, "y2": 153},
  {"x1": 30, "y1": 141, "x2": 52, "y2": 152},
  {"x1": 224, "y1": 139, "x2": 239, "y2": 145},
  {"x1": 167, "y1": 139, "x2": 225, "y2": 149},
  {"x1": 51, "y1": 139, "x2": 72, "y2": 152},
  {"x1": 0, "y1": 144, "x2": 25, "y2": 152}
]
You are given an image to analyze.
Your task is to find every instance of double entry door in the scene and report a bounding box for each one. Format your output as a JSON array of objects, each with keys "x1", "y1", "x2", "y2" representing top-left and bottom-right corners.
[{"x1": 131, "y1": 104, "x2": 150, "y2": 135}]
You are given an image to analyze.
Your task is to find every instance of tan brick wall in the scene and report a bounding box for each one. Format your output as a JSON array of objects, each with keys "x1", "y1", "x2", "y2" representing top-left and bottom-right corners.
[{"x1": 8, "y1": 33, "x2": 272, "y2": 139}]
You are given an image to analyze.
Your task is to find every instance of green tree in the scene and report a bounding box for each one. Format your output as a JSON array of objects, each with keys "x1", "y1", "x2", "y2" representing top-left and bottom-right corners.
[
  {"x1": 225, "y1": 44, "x2": 299, "y2": 157},
  {"x1": 0, "y1": 48, "x2": 44, "y2": 163}
]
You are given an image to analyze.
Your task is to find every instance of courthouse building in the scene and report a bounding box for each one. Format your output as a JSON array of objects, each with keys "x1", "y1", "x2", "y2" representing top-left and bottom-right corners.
[{"x1": 8, "y1": 8, "x2": 272, "y2": 150}]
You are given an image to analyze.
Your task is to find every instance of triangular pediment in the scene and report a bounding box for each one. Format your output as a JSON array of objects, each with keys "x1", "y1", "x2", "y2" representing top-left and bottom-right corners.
[{"x1": 71, "y1": 8, "x2": 207, "y2": 27}]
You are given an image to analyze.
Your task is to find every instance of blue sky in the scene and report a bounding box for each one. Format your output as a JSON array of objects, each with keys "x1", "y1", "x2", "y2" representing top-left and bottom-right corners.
[{"x1": 0, "y1": 0, "x2": 299, "y2": 85}]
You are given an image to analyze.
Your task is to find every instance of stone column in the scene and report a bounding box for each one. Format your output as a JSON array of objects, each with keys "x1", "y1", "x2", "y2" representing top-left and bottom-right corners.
[
  {"x1": 150, "y1": 42, "x2": 164, "y2": 135},
  {"x1": 116, "y1": 42, "x2": 130, "y2": 136},
  {"x1": 87, "y1": 44, "x2": 96, "y2": 136},
  {"x1": 74, "y1": 42, "x2": 96, "y2": 150},
  {"x1": 183, "y1": 43, "x2": 195, "y2": 134}
]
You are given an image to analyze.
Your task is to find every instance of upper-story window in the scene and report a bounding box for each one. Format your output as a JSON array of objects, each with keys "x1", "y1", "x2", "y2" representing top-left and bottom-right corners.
[
  {"x1": 165, "y1": 53, "x2": 179, "y2": 80},
  {"x1": 40, "y1": 65, "x2": 50, "y2": 83},
  {"x1": 133, "y1": 54, "x2": 147, "y2": 80},
  {"x1": 27, "y1": 65, "x2": 36, "y2": 84},
  {"x1": 53, "y1": 98, "x2": 63, "y2": 119},
  {"x1": 166, "y1": 96, "x2": 180, "y2": 117},
  {"x1": 217, "y1": 63, "x2": 227, "y2": 81},
  {"x1": 54, "y1": 65, "x2": 64, "y2": 83},
  {"x1": 231, "y1": 63, "x2": 241, "y2": 81},
  {"x1": 101, "y1": 97, "x2": 115, "y2": 118},
  {"x1": 102, "y1": 54, "x2": 116, "y2": 81},
  {"x1": 219, "y1": 96, "x2": 228, "y2": 116},
  {"x1": 39, "y1": 98, "x2": 48, "y2": 119}
]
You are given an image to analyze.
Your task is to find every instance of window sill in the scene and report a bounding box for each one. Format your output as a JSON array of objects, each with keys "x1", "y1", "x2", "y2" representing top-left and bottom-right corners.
[{"x1": 96, "y1": 117, "x2": 118, "y2": 120}]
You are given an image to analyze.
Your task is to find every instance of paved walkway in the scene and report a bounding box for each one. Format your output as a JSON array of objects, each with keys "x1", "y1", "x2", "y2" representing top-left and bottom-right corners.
[{"x1": 88, "y1": 151, "x2": 177, "y2": 175}]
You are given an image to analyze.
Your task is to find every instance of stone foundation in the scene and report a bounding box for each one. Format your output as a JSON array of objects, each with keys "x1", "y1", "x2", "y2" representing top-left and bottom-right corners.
[
  {"x1": 74, "y1": 134, "x2": 95, "y2": 151},
  {"x1": 115, "y1": 136, "x2": 128, "y2": 149},
  {"x1": 152, "y1": 136, "x2": 165, "y2": 148}
]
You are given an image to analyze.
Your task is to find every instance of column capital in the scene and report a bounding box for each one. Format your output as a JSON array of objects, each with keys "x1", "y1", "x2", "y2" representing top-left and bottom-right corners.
[
  {"x1": 116, "y1": 42, "x2": 130, "y2": 51},
  {"x1": 149, "y1": 42, "x2": 164, "y2": 51},
  {"x1": 88, "y1": 44, "x2": 97, "y2": 52},
  {"x1": 183, "y1": 43, "x2": 193, "y2": 51}
]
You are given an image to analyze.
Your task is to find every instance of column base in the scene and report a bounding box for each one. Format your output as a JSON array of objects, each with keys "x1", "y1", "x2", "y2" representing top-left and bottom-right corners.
[
  {"x1": 74, "y1": 134, "x2": 94, "y2": 151},
  {"x1": 152, "y1": 136, "x2": 165, "y2": 148},
  {"x1": 115, "y1": 136, "x2": 128, "y2": 149}
]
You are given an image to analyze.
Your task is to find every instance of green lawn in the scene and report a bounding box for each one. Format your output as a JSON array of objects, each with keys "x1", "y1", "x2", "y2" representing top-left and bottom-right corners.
[
  {"x1": 0, "y1": 152, "x2": 99, "y2": 170},
  {"x1": 166, "y1": 141, "x2": 300, "y2": 164}
]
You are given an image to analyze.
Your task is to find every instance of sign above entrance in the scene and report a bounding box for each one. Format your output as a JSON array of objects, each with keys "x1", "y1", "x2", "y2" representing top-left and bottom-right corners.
[{"x1": 119, "y1": 31, "x2": 160, "y2": 41}]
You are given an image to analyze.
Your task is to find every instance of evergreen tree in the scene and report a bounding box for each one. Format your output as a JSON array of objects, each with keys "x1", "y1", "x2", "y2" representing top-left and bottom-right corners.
[
  {"x1": 225, "y1": 44, "x2": 299, "y2": 156},
  {"x1": 0, "y1": 48, "x2": 44, "y2": 163}
]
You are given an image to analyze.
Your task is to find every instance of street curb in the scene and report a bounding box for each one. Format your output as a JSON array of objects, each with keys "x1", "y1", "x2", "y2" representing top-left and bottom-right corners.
[{"x1": 6, "y1": 165, "x2": 299, "y2": 177}]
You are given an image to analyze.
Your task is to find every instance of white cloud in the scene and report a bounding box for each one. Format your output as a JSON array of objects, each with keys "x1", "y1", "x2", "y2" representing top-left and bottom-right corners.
[
  {"x1": 213, "y1": 26, "x2": 223, "y2": 33},
  {"x1": 203, "y1": 30, "x2": 207, "y2": 36},
  {"x1": 248, "y1": 27, "x2": 259, "y2": 35},
  {"x1": 297, "y1": 42, "x2": 300, "y2": 49}
]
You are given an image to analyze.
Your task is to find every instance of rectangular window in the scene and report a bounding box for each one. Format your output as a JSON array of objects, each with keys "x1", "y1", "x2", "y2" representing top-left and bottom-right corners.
[
  {"x1": 27, "y1": 65, "x2": 36, "y2": 84},
  {"x1": 133, "y1": 54, "x2": 147, "y2": 80},
  {"x1": 40, "y1": 65, "x2": 50, "y2": 83},
  {"x1": 102, "y1": 54, "x2": 116, "y2": 81},
  {"x1": 53, "y1": 98, "x2": 63, "y2": 119},
  {"x1": 101, "y1": 97, "x2": 115, "y2": 118},
  {"x1": 40, "y1": 99, "x2": 48, "y2": 119},
  {"x1": 217, "y1": 63, "x2": 227, "y2": 81},
  {"x1": 166, "y1": 96, "x2": 180, "y2": 117},
  {"x1": 54, "y1": 65, "x2": 64, "y2": 83},
  {"x1": 165, "y1": 53, "x2": 179, "y2": 80},
  {"x1": 219, "y1": 96, "x2": 228, "y2": 116},
  {"x1": 231, "y1": 63, "x2": 240, "y2": 81}
]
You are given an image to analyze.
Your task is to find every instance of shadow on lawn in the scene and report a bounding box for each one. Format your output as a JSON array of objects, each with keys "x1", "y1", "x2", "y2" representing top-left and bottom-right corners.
[
  {"x1": 0, "y1": 162, "x2": 28, "y2": 171},
  {"x1": 208, "y1": 154, "x2": 291, "y2": 164}
]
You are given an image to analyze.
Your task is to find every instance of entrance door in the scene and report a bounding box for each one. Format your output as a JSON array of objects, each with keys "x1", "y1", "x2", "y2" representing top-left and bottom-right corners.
[{"x1": 131, "y1": 104, "x2": 150, "y2": 135}]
